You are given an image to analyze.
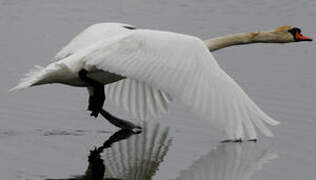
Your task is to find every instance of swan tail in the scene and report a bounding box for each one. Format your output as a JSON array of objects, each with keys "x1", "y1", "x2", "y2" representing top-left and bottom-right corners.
[{"x1": 9, "y1": 65, "x2": 45, "y2": 93}]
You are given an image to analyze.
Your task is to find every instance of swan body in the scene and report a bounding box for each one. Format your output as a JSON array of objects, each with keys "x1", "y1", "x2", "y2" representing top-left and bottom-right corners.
[{"x1": 10, "y1": 23, "x2": 312, "y2": 140}]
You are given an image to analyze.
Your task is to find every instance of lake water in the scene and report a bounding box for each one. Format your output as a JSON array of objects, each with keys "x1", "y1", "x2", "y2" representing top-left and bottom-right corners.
[{"x1": 0, "y1": 0, "x2": 315, "y2": 179}]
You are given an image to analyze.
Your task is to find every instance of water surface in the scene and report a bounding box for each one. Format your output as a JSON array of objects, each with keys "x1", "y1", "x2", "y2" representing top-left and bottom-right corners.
[{"x1": 0, "y1": 0, "x2": 315, "y2": 179}]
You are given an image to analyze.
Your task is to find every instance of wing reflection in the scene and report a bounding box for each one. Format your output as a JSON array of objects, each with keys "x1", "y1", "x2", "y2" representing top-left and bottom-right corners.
[
  {"x1": 103, "y1": 122, "x2": 172, "y2": 180},
  {"x1": 47, "y1": 123, "x2": 276, "y2": 180},
  {"x1": 173, "y1": 143, "x2": 278, "y2": 180},
  {"x1": 48, "y1": 122, "x2": 172, "y2": 180}
]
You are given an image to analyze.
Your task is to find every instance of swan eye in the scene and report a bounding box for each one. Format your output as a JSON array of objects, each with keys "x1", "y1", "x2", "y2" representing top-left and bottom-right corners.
[
  {"x1": 296, "y1": 28, "x2": 302, "y2": 34},
  {"x1": 288, "y1": 27, "x2": 301, "y2": 34}
]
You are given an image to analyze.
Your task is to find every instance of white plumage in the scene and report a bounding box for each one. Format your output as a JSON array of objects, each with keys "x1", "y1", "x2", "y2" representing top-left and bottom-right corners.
[
  {"x1": 10, "y1": 23, "x2": 279, "y2": 140},
  {"x1": 54, "y1": 23, "x2": 173, "y2": 120}
]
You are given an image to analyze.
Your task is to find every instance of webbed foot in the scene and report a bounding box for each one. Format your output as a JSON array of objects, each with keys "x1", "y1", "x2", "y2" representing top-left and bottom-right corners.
[{"x1": 221, "y1": 138, "x2": 243, "y2": 143}]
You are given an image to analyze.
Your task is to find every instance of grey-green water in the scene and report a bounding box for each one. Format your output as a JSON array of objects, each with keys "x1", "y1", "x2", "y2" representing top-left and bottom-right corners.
[{"x1": 1, "y1": 0, "x2": 315, "y2": 179}]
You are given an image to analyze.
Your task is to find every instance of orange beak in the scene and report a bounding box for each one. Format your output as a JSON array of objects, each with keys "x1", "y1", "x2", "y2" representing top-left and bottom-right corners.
[{"x1": 295, "y1": 31, "x2": 313, "y2": 41}]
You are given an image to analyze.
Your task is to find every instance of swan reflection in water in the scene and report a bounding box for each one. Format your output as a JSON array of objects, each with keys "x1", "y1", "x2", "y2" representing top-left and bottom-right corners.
[
  {"x1": 48, "y1": 122, "x2": 171, "y2": 180},
  {"x1": 48, "y1": 122, "x2": 277, "y2": 180},
  {"x1": 172, "y1": 143, "x2": 278, "y2": 180}
]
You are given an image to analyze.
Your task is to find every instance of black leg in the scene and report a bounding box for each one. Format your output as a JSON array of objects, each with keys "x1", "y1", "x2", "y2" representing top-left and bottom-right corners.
[
  {"x1": 79, "y1": 69, "x2": 105, "y2": 118},
  {"x1": 78, "y1": 69, "x2": 142, "y2": 132},
  {"x1": 100, "y1": 109, "x2": 142, "y2": 133}
]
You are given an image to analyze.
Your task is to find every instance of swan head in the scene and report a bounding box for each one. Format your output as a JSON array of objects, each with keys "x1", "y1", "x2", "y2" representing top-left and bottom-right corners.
[{"x1": 272, "y1": 26, "x2": 312, "y2": 42}]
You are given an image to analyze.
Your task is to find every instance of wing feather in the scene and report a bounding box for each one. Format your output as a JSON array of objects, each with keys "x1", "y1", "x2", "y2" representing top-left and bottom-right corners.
[
  {"x1": 79, "y1": 29, "x2": 279, "y2": 139},
  {"x1": 105, "y1": 79, "x2": 172, "y2": 120}
]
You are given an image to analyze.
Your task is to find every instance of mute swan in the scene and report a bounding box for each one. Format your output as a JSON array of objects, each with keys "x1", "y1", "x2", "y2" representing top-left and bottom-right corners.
[{"x1": 10, "y1": 23, "x2": 312, "y2": 141}]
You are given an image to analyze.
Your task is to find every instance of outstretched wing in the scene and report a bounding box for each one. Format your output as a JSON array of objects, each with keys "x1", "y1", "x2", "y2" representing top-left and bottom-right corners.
[
  {"x1": 105, "y1": 79, "x2": 172, "y2": 120},
  {"x1": 81, "y1": 29, "x2": 279, "y2": 139}
]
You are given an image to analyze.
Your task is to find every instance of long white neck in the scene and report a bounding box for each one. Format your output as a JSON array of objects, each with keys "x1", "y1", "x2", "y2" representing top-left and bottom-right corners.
[{"x1": 204, "y1": 30, "x2": 293, "y2": 52}]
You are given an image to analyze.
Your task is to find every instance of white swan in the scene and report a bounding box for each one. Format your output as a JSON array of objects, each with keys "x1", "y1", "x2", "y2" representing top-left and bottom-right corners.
[{"x1": 10, "y1": 23, "x2": 312, "y2": 141}]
